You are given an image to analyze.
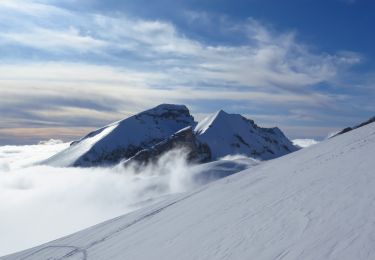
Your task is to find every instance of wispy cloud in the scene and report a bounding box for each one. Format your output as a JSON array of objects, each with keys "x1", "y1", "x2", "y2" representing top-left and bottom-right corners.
[
  {"x1": 1, "y1": 26, "x2": 108, "y2": 53},
  {"x1": 0, "y1": 0, "x2": 370, "y2": 143}
]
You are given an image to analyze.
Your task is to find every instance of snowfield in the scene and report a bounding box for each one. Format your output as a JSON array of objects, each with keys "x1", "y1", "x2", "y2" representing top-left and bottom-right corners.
[{"x1": 3, "y1": 122, "x2": 375, "y2": 260}]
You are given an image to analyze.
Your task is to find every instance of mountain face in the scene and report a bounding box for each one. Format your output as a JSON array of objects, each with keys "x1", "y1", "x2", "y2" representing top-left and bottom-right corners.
[
  {"x1": 332, "y1": 116, "x2": 375, "y2": 138},
  {"x1": 43, "y1": 104, "x2": 296, "y2": 167},
  {"x1": 195, "y1": 110, "x2": 297, "y2": 160},
  {"x1": 9, "y1": 120, "x2": 375, "y2": 260},
  {"x1": 43, "y1": 104, "x2": 195, "y2": 167},
  {"x1": 123, "y1": 127, "x2": 211, "y2": 166}
]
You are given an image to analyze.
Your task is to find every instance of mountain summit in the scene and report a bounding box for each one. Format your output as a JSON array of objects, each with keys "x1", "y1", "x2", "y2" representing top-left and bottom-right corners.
[
  {"x1": 43, "y1": 104, "x2": 194, "y2": 167},
  {"x1": 195, "y1": 110, "x2": 297, "y2": 160},
  {"x1": 43, "y1": 104, "x2": 296, "y2": 167}
]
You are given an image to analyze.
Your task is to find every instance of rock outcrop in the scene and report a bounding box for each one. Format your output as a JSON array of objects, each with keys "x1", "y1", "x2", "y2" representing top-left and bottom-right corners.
[{"x1": 123, "y1": 127, "x2": 211, "y2": 166}]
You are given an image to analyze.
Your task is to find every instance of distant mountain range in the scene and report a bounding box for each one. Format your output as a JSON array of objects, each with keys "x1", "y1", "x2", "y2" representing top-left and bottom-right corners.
[{"x1": 43, "y1": 104, "x2": 298, "y2": 167}]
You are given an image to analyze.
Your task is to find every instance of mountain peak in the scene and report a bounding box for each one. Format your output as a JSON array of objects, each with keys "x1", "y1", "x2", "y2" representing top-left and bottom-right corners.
[
  {"x1": 195, "y1": 110, "x2": 249, "y2": 135},
  {"x1": 43, "y1": 104, "x2": 195, "y2": 167},
  {"x1": 135, "y1": 104, "x2": 191, "y2": 121},
  {"x1": 195, "y1": 110, "x2": 229, "y2": 135},
  {"x1": 145, "y1": 104, "x2": 189, "y2": 114},
  {"x1": 195, "y1": 111, "x2": 297, "y2": 160},
  {"x1": 216, "y1": 109, "x2": 228, "y2": 116}
]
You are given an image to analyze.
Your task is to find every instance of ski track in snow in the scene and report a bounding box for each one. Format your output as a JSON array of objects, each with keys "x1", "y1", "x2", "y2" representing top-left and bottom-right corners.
[
  {"x1": 3, "y1": 122, "x2": 375, "y2": 260},
  {"x1": 17, "y1": 188, "x2": 207, "y2": 260}
]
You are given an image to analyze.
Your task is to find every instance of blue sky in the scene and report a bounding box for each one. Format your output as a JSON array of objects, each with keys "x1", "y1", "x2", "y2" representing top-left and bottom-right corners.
[{"x1": 0, "y1": 0, "x2": 374, "y2": 144}]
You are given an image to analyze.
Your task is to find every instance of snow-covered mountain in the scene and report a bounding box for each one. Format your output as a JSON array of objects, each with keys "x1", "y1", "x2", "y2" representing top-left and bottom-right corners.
[
  {"x1": 43, "y1": 104, "x2": 195, "y2": 167},
  {"x1": 43, "y1": 104, "x2": 296, "y2": 167},
  {"x1": 6, "y1": 121, "x2": 375, "y2": 260},
  {"x1": 195, "y1": 110, "x2": 297, "y2": 160}
]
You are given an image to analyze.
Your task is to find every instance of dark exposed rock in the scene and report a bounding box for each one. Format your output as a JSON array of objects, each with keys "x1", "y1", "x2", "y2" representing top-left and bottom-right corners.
[
  {"x1": 122, "y1": 127, "x2": 211, "y2": 166},
  {"x1": 72, "y1": 138, "x2": 165, "y2": 167},
  {"x1": 234, "y1": 134, "x2": 250, "y2": 147}
]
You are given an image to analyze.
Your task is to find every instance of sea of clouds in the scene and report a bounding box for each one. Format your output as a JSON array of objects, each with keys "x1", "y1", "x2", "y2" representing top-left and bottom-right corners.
[
  {"x1": 0, "y1": 140, "x2": 256, "y2": 256},
  {"x1": 292, "y1": 138, "x2": 319, "y2": 148}
]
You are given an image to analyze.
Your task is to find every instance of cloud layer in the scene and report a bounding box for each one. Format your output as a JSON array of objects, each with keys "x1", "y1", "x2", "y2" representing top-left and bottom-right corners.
[
  {"x1": 0, "y1": 143, "x2": 189, "y2": 255},
  {"x1": 0, "y1": 140, "x2": 258, "y2": 256}
]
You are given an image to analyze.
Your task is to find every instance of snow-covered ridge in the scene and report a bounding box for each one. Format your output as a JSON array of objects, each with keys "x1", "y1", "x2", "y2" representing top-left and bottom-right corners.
[
  {"x1": 195, "y1": 109, "x2": 297, "y2": 160},
  {"x1": 6, "y1": 121, "x2": 375, "y2": 260},
  {"x1": 332, "y1": 115, "x2": 375, "y2": 137},
  {"x1": 43, "y1": 124, "x2": 117, "y2": 167},
  {"x1": 43, "y1": 104, "x2": 195, "y2": 167},
  {"x1": 43, "y1": 104, "x2": 296, "y2": 167}
]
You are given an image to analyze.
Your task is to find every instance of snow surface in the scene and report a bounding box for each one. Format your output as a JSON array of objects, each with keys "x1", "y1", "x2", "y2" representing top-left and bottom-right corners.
[
  {"x1": 43, "y1": 124, "x2": 117, "y2": 167},
  {"x1": 195, "y1": 110, "x2": 297, "y2": 160},
  {"x1": 4, "y1": 122, "x2": 375, "y2": 259}
]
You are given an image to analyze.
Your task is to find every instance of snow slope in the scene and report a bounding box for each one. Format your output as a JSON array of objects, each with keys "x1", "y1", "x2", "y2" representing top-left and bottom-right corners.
[
  {"x1": 42, "y1": 124, "x2": 117, "y2": 167},
  {"x1": 195, "y1": 110, "x2": 297, "y2": 160},
  {"x1": 43, "y1": 104, "x2": 194, "y2": 167},
  {"x1": 333, "y1": 115, "x2": 375, "y2": 137},
  {"x1": 5, "y1": 122, "x2": 375, "y2": 259}
]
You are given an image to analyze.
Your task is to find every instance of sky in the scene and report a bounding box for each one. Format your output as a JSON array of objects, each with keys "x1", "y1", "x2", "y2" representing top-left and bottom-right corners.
[{"x1": 0, "y1": 0, "x2": 374, "y2": 144}]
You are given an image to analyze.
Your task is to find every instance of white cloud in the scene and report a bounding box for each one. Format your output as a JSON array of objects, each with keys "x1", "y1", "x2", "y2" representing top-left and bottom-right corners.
[
  {"x1": 0, "y1": 0, "x2": 366, "y2": 142},
  {"x1": 0, "y1": 0, "x2": 69, "y2": 17},
  {"x1": 1, "y1": 26, "x2": 108, "y2": 53},
  {"x1": 0, "y1": 143, "x2": 190, "y2": 255},
  {"x1": 292, "y1": 139, "x2": 319, "y2": 148},
  {"x1": 0, "y1": 142, "x2": 255, "y2": 255},
  {"x1": 0, "y1": 1, "x2": 359, "y2": 87},
  {"x1": 0, "y1": 61, "x2": 342, "y2": 136},
  {"x1": 38, "y1": 138, "x2": 64, "y2": 145}
]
